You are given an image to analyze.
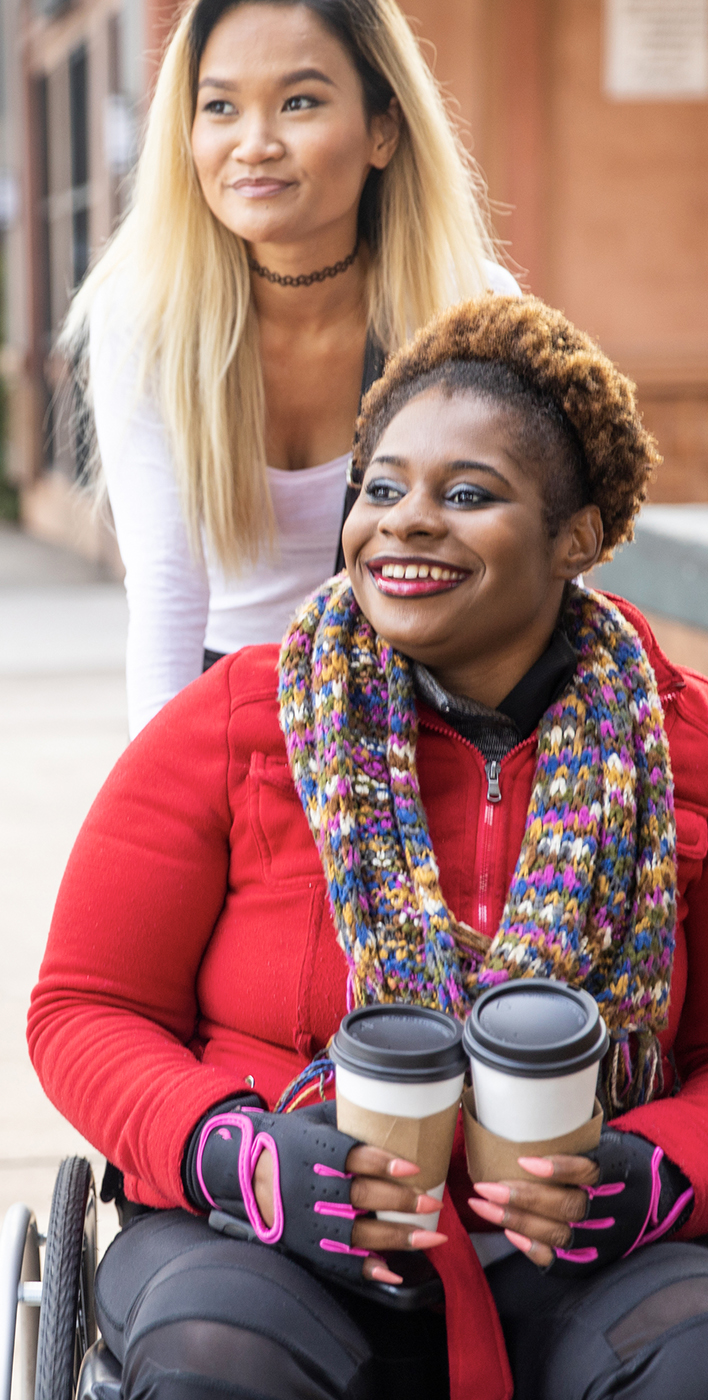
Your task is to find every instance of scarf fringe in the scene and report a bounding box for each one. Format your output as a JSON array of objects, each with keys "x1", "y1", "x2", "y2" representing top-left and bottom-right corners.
[
  {"x1": 275, "y1": 1049, "x2": 335, "y2": 1114},
  {"x1": 603, "y1": 1031, "x2": 665, "y2": 1115}
]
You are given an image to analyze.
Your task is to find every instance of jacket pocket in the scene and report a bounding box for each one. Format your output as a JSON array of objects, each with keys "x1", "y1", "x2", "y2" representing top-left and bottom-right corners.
[{"x1": 247, "y1": 751, "x2": 323, "y2": 884}]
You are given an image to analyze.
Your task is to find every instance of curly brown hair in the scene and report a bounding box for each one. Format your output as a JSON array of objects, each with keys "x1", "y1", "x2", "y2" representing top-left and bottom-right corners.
[{"x1": 352, "y1": 294, "x2": 660, "y2": 558}]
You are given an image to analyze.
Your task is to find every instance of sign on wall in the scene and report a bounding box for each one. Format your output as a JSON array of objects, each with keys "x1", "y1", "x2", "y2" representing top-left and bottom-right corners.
[{"x1": 605, "y1": 0, "x2": 708, "y2": 98}]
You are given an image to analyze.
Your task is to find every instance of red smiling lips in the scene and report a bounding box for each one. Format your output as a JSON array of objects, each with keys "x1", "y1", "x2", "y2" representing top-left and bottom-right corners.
[{"x1": 367, "y1": 558, "x2": 469, "y2": 597}]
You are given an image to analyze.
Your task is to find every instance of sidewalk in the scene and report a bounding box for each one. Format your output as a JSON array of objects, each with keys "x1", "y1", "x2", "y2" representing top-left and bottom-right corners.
[{"x1": 0, "y1": 522, "x2": 128, "y2": 1250}]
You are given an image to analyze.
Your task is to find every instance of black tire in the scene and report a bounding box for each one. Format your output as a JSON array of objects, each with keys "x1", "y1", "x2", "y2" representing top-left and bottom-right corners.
[{"x1": 35, "y1": 1157, "x2": 97, "y2": 1400}]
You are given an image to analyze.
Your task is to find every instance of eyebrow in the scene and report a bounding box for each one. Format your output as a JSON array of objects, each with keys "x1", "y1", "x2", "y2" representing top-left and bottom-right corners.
[
  {"x1": 281, "y1": 67, "x2": 335, "y2": 86},
  {"x1": 198, "y1": 68, "x2": 335, "y2": 92},
  {"x1": 197, "y1": 78, "x2": 236, "y2": 91},
  {"x1": 369, "y1": 454, "x2": 509, "y2": 484}
]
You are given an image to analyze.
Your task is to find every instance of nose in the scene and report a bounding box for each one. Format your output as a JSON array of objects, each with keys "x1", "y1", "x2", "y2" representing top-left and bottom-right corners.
[
  {"x1": 378, "y1": 486, "x2": 445, "y2": 542},
  {"x1": 232, "y1": 112, "x2": 284, "y2": 165}
]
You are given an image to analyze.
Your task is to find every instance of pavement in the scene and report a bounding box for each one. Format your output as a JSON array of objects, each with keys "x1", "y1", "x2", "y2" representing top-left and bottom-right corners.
[{"x1": 0, "y1": 521, "x2": 129, "y2": 1256}]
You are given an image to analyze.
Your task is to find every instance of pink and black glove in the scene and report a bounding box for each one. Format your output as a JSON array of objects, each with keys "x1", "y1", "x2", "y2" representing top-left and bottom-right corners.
[
  {"x1": 183, "y1": 1099, "x2": 369, "y2": 1282},
  {"x1": 549, "y1": 1128, "x2": 694, "y2": 1276}
]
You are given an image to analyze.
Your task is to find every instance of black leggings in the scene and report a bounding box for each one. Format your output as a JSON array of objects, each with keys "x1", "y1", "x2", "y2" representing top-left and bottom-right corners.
[{"x1": 95, "y1": 1211, "x2": 708, "y2": 1400}]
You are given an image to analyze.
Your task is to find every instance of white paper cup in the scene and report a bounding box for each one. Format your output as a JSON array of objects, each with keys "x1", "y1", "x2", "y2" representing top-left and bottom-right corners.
[
  {"x1": 463, "y1": 980, "x2": 609, "y2": 1143},
  {"x1": 334, "y1": 1063, "x2": 464, "y2": 1118},
  {"x1": 470, "y1": 1057, "x2": 601, "y2": 1140},
  {"x1": 331, "y1": 1005, "x2": 466, "y2": 1231}
]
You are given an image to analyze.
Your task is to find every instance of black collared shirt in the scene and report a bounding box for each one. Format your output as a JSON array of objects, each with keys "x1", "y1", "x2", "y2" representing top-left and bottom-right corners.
[{"x1": 414, "y1": 628, "x2": 577, "y2": 764}]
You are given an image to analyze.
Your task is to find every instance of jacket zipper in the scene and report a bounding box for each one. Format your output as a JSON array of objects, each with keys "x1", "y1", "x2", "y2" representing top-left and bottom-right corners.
[
  {"x1": 485, "y1": 760, "x2": 502, "y2": 803},
  {"x1": 420, "y1": 718, "x2": 531, "y2": 937},
  {"x1": 475, "y1": 764, "x2": 500, "y2": 935},
  {"x1": 474, "y1": 763, "x2": 504, "y2": 931}
]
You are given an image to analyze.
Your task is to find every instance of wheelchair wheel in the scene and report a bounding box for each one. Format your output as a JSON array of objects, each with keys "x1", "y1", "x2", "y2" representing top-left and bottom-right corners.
[{"x1": 35, "y1": 1158, "x2": 97, "y2": 1400}]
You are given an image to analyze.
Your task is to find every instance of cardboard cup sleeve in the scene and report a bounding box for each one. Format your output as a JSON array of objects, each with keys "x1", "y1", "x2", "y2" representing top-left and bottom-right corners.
[
  {"x1": 336, "y1": 1089, "x2": 461, "y2": 1191},
  {"x1": 463, "y1": 1087, "x2": 603, "y2": 1183}
]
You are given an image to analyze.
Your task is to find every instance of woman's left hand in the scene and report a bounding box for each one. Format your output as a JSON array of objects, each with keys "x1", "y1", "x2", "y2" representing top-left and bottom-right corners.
[
  {"x1": 471, "y1": 1131, "x2": 695, "y2": 1274},
  {"x1": 469, "y1": 1153, "x2": 600, "y2": 1268}
]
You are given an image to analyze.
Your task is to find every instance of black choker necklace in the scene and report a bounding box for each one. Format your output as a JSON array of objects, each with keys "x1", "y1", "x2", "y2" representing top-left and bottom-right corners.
[{"x1": 248, "y1": 239, "x2": 360, "y2": 287}]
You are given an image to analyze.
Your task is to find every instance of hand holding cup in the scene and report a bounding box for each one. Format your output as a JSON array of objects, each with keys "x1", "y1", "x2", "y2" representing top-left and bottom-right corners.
[
  {"x1": 469, "y1": 1152, "x2": 600, "y2": 1268},
  {"x1": 462, "y1": 980, "x2": 609, "y2": 1267},
  {"x1": 252, "y1": 1137, "x2": 448, "y2": 1284}
]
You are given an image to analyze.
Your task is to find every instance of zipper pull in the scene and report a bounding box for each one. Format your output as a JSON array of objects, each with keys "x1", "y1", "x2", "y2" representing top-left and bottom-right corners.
[{"x1": 485, "y1": 760, "x2": 502, "y2": 804}]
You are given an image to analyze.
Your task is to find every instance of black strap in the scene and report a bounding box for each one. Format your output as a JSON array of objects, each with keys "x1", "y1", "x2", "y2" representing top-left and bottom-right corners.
[
  {"x1": 334, "y1": 333, "x2": 386, "y2": 574},
  {"x1": 203, "y1": 648, "x2": 226, "y2": 672},
  {"x1": 100, "y1": 1160, "x2": 154, "y2": 1227}
]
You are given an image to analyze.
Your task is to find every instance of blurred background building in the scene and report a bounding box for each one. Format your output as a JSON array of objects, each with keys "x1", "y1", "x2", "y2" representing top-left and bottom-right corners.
[
  {"x1": 0, "y1": 0, "x2": 169, "y2": 562},
  {"x1": 0, "y1": 0, "x2": 706, "y2": 567}
]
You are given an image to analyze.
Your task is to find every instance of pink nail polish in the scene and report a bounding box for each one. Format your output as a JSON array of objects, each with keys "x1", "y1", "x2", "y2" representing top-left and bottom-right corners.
[
  {"x1": 469, "y1": 1198, "x2": 505, "y2": 1225},
  {"x1": 409, "y1": 1229, "x2": 447, "y2": 1249},
  {"x1": 389, "y1": 1158, "x2": 420, "y2": 1177},
  {"x1": 416, "y1": 1194, "x2": 442, "y2": 1214},
  {"x1": 505, "y1": 1229, "x2": 533, "y2": 1252},
  {"x1": 473, "y1": 1182, "x2": 511, "y2": 1205},
  {"x1": 517, "y1": 1156, "x2": 554, "y2": 1177},
  {"x1": 371, "y1": 1265, "x2": 403, "y2": 1285}
]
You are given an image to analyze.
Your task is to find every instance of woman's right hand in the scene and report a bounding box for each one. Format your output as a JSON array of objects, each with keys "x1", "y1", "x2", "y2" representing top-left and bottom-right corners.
[
  {"x1": 186, "y1": 1098, "x2": 447, "y2": 1285},
  {"x1": 254, "y1": 1140, "x2": 446, "y2": 1285}
]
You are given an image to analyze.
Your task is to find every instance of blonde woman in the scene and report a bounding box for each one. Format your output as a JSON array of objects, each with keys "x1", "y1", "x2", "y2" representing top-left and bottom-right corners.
[{"x1": 67, "y1": 0, "x2": 518, "y2": 737}]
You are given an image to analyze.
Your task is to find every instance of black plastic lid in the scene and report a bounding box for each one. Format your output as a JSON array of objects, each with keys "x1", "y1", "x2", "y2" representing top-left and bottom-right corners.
[
  {"x1": 331, "y1": 1005, "x2": 466, "y2": 1083},
  {"x1": 462, "y1": 980, "x2": 609, "y2": 1078}
]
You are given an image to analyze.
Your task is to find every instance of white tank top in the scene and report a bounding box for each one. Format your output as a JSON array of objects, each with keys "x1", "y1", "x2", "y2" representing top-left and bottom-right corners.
[{"x1": 205, "y1": 453, "x2": 348, "y2": 655}]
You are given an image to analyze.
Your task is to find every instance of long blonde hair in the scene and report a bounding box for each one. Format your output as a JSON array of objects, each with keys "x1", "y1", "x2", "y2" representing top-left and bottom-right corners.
[{"x1": 64, "y1": 0, "x2": 502, "y2": 571}]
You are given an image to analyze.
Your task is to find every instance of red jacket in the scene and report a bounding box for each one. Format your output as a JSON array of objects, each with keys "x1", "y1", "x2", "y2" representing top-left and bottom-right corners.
[{"x1": 28, "y1": 598, "x2": 708, "y2": 1236}]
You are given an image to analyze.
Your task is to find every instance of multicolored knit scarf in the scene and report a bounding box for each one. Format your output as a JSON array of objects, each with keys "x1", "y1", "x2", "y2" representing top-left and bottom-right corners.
[{"x1": 278, "y1": 578, "x2": 676, "y2": 1111}]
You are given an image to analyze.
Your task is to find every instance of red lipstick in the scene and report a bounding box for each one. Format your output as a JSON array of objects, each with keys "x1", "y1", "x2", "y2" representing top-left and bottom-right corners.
[{"x1": 367, "y1": 558, "x2": 470, "y2": 598}]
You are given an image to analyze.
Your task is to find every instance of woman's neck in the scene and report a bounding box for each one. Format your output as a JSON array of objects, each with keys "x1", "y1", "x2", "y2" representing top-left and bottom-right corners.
[
  {"x1": 428, "y1": 616, "x2": 566, "y2": 711},
  {"x1": 248, "y1": 233, "x2": 368, "y2": 334},
  {"x1": 429, "y1": 647, "x2": 549, "y2": 712}
]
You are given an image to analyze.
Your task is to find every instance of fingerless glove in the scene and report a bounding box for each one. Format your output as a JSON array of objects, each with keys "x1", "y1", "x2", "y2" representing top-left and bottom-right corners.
[
  {"x1": 183, "y1": 1099, "x2": 369, "y2": 1282},
  {"x1": 549, "y1": 1128, "x2": 694, "y2": 1277}
]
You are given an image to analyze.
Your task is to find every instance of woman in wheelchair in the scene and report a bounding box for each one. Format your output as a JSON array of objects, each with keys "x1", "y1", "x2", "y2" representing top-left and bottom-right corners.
[{"x1": 29, "y1": 294, "x2": 708, "y2": 1400}]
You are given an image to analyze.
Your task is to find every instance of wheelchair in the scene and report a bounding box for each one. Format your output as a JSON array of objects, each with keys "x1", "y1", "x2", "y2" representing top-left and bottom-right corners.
[{"x1": 0, "y1": 1157, "x2": 120, "y2": 1400}]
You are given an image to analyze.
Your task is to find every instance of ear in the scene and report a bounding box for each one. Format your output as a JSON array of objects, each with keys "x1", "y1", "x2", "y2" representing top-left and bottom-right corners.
[
  {"x1": 553, "y1": 504, "x2": 604, "y2": 579},
  {"x1": 369, "y1": 98, "x2": 401, "y2": 171}
]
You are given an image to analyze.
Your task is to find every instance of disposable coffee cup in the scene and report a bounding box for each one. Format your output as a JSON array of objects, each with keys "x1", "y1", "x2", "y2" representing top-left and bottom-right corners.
[
  {"x1": 331, "y1": 1004, "x2": 466, "y2": 1231},
  {"x1": 462, "y1": 980, "x2": 609, "y2": 1142}
]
